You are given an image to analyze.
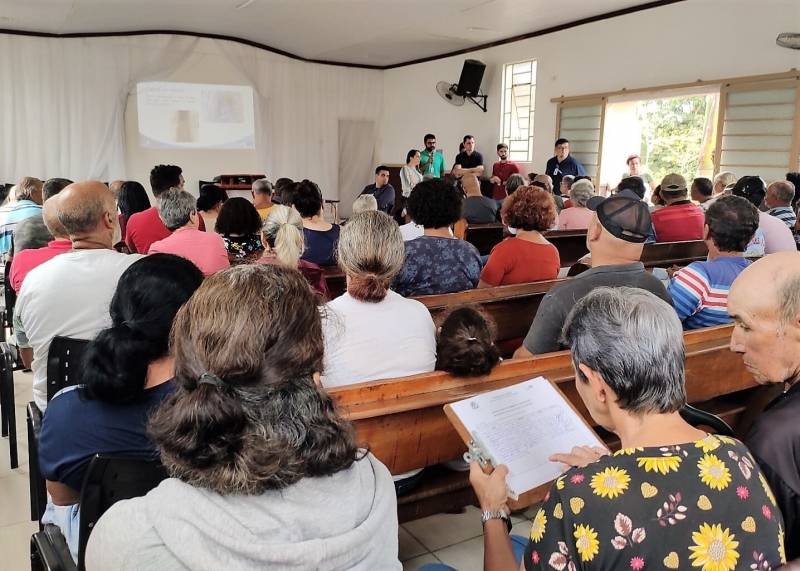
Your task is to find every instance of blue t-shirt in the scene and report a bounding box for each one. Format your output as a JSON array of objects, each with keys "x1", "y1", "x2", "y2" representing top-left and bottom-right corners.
[
  {"x1": 667, "y1": 256, "x2": 750, "y2": 330},
  {"x1": 39, "y1": 382, "x2": 174, "y2": 492},
  {"x1": 393, "y1": 236, "x2": 481, "y2": 297},
  {"x1": 545, "y1": 155, "x2": 586, "y2": 189},
  {"x1": 302, "y1": 224, "x2": 341, "y2": 267}
]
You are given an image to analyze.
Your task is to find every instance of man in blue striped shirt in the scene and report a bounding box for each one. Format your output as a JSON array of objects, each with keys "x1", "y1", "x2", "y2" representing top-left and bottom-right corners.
[
  {"x1": 0, "y1": 177, "x2": 43, "y2": 261},
  {"x1": 667, "y1": 195, "x2": 759, "y2": 330},
  {"x1": 764, "y1": 180, "x2": 796, "y2": 229}
]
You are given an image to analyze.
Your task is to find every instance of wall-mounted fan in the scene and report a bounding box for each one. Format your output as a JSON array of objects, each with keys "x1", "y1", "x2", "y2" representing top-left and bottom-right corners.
[
  {"x1": 776, "y1": 33, "x2": 800, "y2": 49},
  {"x1": 436, "y1": 81, "x2": 466, "y2": 106}
]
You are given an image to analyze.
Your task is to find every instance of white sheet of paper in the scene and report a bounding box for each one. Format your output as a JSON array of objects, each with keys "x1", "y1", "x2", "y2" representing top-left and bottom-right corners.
[{"x1": 449, "y1": 376, "x2": 606, "y2": 497}]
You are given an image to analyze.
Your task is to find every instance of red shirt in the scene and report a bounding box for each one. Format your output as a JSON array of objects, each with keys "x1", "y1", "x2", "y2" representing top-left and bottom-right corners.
[
  {"x1": 491, "y1": 161, "x2": 521, "y2": 200},
  {"x1": 480, "y1": 238, "x2": 561, "y2": 286},
  {"x1": 10, "y1": 240, "x2": 72, "y2": 293},
  {"x1": 651, "y1": 201, "x2": 705, "y2": 242},
  {"x1": 125, "y1": 207, "x2": 205, "y2": 254},
  {"x1": 257, "y1": 256, "x2": 329, "y2": 299}
]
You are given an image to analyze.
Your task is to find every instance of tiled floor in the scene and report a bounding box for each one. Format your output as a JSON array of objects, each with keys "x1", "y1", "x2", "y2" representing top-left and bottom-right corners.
[
  {"x1": 0, "y1": 369, "x2": 39, "y2": 571},
  {"x1": 0, "y1": 369, "x2": 536, "y2": 571}
]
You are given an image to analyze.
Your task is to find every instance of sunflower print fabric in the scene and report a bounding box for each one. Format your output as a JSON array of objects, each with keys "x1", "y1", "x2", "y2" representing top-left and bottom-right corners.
[{"x1": 523, "y1": 435, "x2": 785, "y2": 571}]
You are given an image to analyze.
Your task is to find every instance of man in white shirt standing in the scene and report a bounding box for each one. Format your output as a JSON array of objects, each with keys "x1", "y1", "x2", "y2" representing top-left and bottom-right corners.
[{"x1": 16, "y1": 181, "x2": 143, "y2": 411}]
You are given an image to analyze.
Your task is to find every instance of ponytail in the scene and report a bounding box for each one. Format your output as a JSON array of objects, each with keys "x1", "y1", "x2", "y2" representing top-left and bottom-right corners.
[{"x1": 263, "y1": 205, "x2": 305, "y2": 268}]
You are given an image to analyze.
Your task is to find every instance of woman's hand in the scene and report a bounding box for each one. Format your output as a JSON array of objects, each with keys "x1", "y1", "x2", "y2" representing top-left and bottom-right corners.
[
  {"x1": 549, "y1": 446, "x2": 608, "y2": 473},
  {"x1": 469, "y1": 461, "x2": 510, "y2": 514}
]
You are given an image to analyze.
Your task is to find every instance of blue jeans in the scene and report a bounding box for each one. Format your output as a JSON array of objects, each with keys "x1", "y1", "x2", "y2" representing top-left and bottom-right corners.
[{"x1": 418, "y1": 534, "x2": 528, "y2": 570}]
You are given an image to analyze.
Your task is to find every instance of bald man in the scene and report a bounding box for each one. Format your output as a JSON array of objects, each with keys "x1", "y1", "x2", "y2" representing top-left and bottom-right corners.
[
  {"x1": 15, "y1": 181, "x2": 143, "y2": 411},
  {"x1": 462, "y1": 174, "x2": 498, "y2": 224},
  {"x1": 533, "y1": 174, "x2": 564, "y2": 213},
  {"x1": 728, "y1": 251, "x2": 800, "y2": 558}
]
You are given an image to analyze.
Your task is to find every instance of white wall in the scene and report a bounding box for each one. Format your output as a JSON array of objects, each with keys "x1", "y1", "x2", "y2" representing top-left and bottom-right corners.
[
  {"x1": 124, "y1": 38, "x2": 259, "y2": 197},
  {"x1": 378, "y1": 0, "x2": 800, "y2": 175}
]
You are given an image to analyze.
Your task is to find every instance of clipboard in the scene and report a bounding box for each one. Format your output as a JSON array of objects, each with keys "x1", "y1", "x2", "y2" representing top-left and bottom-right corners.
[{"x1": 443, "y1": 376, "x2": 608, "y2": 511}]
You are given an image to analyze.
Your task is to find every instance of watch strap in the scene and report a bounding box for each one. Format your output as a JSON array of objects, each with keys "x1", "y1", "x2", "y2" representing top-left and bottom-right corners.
[{"x1": 480, "y1": 509, "x2": 512, "y2": 533}]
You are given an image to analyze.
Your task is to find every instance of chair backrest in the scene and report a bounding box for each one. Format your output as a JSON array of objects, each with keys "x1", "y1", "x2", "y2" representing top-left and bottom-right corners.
[
  {"x1": 679, "y1": 403, "x2": 735, "y2": 437},
  {"x1": 46, "y1": 336, "x2": 90, "y2": 402},
  {"x1": 77, "y1": 455, "x2": 169, "y2": 569},
  {"x1": 4, "y1": 259, "x2": 15, "y2": 330}
]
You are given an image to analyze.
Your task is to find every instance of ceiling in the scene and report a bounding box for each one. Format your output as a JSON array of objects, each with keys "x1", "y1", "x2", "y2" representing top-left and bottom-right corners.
[{"x1": 0, "y1": 0, "x2": 677, "y2": 67}]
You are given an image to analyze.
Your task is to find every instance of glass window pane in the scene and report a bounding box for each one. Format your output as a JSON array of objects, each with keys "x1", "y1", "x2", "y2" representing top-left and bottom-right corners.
[{"x1": 513, "y1": 62, "x2": 531, "y2": 74}]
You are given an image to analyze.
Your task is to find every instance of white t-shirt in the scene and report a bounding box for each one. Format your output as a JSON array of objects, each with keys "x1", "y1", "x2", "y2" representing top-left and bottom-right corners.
[
  {"x1": 16, "y1": 249, "x2": 143, "y2": 411},
  {"x1": 399, "y1": 223, "x2": 424, "y2": 242},
  {"x1": 321, "y1": 290, "x2": 436, "y2": 389},
  {"x1": 758, "y1": 211, "x2": 795, "y2": 254}
]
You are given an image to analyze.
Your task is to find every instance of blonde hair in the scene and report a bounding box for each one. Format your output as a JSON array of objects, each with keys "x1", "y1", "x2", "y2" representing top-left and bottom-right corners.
[
  {"x1": 352, "y1": 194, "x2": 378, "y2": 214},
  {"x1": 714, "y1": 171, "x2": 737, "y2": 190},
  {"x1": 337, "y1": 211, "x2": 404, "y2": 303},
  {"x1": 262, "y1": 205, "x2": 305, "y2": 268}
]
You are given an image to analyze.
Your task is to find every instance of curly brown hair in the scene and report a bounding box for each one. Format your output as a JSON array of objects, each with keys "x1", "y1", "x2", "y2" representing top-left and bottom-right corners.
[{"x1": 501, "y1": 185, "x2": 556, "y2": 231}]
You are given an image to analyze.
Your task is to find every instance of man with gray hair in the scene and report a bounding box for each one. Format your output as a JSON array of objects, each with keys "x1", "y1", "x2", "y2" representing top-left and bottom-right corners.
[
  {"x1": 728, "y1": 251, "x2": 800, "y2": 557},
  {"x1": 764, "y1": 180, "x2": 796, "y2": 228},
  {"x1": 15, "y1": 181, "x2": 142, "y2": 411},
  {"x1": 11, "y1": 177, "x2": 72, "y2": 256},
  {"x1": 252, "y1": 178, "x2": 276, "y2": 220},
  {"x1": 149, "y1": 188, "x2": 229, "y2": 276},
  {"x1": 0, "y1": 176, "x2": 43, "y2": 260}
]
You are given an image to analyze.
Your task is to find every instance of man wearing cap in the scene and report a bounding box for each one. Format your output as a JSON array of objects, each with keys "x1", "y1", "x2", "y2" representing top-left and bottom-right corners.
[
  {"x1": 731, "y1": 176, "x2": 795, "y2": 254},
  {"x1": 513, "y1": 190, "x2": 671, "y2": 357},
  {"x1": 667, "y1": 196, "x2": 758, "y2": 330},
  {"x1": 545, "y1": 139, "x2": 585, "y2": 190},
  {"x1": 650, "y1": 174, "x2": 705, "y2": 242}
]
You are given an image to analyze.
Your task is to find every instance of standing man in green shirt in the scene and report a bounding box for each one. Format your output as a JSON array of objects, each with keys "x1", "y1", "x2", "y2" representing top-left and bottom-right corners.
[{"x1": 420, "y1": 134, "x2": 446, "y2": 178}]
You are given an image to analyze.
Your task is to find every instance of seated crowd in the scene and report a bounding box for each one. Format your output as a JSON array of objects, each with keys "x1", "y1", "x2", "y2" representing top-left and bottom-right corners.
[{"x1": 5, "y1": 142, "x2": 800, "y2": 569}]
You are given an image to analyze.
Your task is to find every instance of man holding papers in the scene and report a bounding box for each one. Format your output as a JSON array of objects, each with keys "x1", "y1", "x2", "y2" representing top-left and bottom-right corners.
[{"x1": 428, "y1": 288, "x2": 785, "y2": 571}]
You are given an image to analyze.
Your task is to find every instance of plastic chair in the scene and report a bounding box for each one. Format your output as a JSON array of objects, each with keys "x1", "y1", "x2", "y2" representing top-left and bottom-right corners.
[
  {"x1": 46, "y1": 337, "x2": 89, "y2": 403},
  {"x1": 31, "y1": 454, "x2": 168, "y2": 571},
  {"x1": 679, "y1": 403, "x2": 735, "y2": 437},
  {"x1": 0, "y1": 342, "x2": 17, "y2": 468},
  {"x1": 27, "y1": 402, "x2": 46, "y2": 525}
]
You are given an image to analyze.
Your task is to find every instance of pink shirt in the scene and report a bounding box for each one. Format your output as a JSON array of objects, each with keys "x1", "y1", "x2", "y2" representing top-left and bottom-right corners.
[
  {"x1": 758, "y1": 211, "x2": 796, "y2": 254},
  {"x1": 557, "y1": 207, "x2": 594, "y2": 230},
  {"x1": 10, "y1": 240, "x2": 72, "y2": 293},
  {"x1": 149, "y1": 227, "x2": 229, "y2": 276}
]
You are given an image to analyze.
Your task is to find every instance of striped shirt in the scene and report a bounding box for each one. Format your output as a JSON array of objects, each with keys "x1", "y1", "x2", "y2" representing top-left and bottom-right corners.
[
  {"x1": 0, "y1": 200, "x2": 42, "y2": 260},
  {"x1": 667, "y1": 256, "x2": 750, "y2": 330},
  {"x1": 767, "y1": 206, "x2": 796, "y2": 229}
]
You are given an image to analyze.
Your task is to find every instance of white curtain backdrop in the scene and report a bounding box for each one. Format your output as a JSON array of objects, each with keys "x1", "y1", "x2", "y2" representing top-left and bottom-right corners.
[
  {"x1": 215, "y1": 40, "x2": 384, "y2": 203},
  {"x1": 0, "y1": 34, "x2": 199, "y2": 183},
  {"x1": 338, "y1": 120, "x2": 377, "y2": 217}
]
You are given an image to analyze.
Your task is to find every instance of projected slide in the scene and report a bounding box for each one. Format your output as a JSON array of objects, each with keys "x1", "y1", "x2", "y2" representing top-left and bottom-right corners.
[{"x1": 137, "y1": 82, "x2": 255, "y2": 149}]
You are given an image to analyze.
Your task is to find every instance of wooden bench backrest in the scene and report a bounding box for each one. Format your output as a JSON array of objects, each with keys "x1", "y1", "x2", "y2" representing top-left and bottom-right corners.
[
  {"x1": 329, "y1": 324, "x2": 754, "y2": 476},
  {"x1": 641, "y1": 240, "x2": 709, "y2": 267}
]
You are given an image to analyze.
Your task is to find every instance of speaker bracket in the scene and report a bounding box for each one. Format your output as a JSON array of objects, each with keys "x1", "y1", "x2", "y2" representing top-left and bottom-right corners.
[{"x1": 466, "y1": 94, "x2": 488, "y2": 113}]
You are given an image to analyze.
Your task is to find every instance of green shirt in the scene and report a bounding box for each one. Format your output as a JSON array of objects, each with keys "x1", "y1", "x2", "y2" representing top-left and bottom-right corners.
[
  {"x1": 420, "y1": 151, "x2": 446, "y2": 177},
  {"x1": 622, "y1": 171, "x2": 655, "y2": 185}
]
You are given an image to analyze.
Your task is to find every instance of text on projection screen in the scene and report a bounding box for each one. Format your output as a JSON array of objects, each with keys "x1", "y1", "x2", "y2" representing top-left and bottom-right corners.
[{"x1": 137, "y1": 82, "x2": 255, "y2": 150}]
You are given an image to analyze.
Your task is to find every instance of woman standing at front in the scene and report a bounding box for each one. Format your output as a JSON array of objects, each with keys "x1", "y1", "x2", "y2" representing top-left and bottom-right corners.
[{"x1": 400, "y1": 149, "x2": 423, "y2": 209}]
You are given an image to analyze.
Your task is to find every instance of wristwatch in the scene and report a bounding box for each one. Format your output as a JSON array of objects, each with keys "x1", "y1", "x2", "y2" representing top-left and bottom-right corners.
[{"x1": 480, "y1": 509, "x2": 512, "y2": 533}]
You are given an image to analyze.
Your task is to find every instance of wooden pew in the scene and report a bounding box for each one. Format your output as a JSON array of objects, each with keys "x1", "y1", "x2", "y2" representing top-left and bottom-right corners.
[
  {"x1": 330, "y1": 324, "x2": 768, "y2": 523},
  {"x1": 322, "y1": 266, "x2": 346, "y2": 299},
  {"x1": 413, "y1": 280, "x2": 562, "y2": 355},
  {"x1": 543, "y1": 229, "x2": 589, "y2": 267},
  {"x1": 463, "y1": 223, "x2": 505, "y2": 255},
  {"x1": 641, "y1": 240, "x2": 709, "y2": 267}
]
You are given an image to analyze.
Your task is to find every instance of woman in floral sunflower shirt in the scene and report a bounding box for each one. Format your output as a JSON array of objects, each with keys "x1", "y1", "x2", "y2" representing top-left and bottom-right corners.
[{"x1": 460, "y1": 287, "x2": 785, "y2": 571}]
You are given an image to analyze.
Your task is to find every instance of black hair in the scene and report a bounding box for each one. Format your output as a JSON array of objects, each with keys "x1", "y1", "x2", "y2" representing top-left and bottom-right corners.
[
  {"x1": 292, "y1": 179, "x2": 324, "y2": 218},
  {"x1": 424, "y1": 134, "x2": 436, "y2": 142},
  {"x1": 618, "y1": 176, "x2": 646, "y2": 199},
  {"x1": 375, "y1": 165, "x2": 390, "y2": 175},
  {"x1": 462, "y1": 135, "x2": 474, "y2": 143},
  {"x1": 436, "y1": 306, "x2": 501, "y2": 377},
  {"x1": 406, "y1": 150, "x2": 419, "y2": 164},
  {"x1": 406, "y1": 178, "x2": 463, "y2": 229},
  {"x1": 150, "y1": 164, "x2": 183, "y2": 196},
  {"x1": 786, "y1": 173, "x2": 800, "y2": 210},
  {"x1": 215, "y1": 197, "x2": 263, "y2": 235},
  {"x1": 555, "y1": 138, "x2": 569, "y2": 147},
  {"x1": 81, "y1": 255, "x2": 204, "y2": 405},
  {"x1": 117, "y1": 181, "x2": 151, "y2": 221},
  {"x1": 196, "y1": 184, "x2": 227, "y2": 211},
  {"x1": 42, "y1": 178, "x2": 73, "y2": 201},
  {"x1": 531, "y1": 181, "x2": 547, "y2": 190},
  {"x1": 705, "y1": 195, "x2": 760, "y2": 253},
  {"x1": 497, "y1": 143, "x2": 508, "y2": 151},
  {"x1": 692, "y1": 177, "x2": 714, "y2": 198}
]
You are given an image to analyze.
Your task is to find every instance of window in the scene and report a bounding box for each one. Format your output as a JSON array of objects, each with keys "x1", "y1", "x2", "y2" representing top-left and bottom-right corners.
[{"x1": 500, "y1": 60, "x2": 537, "y2": 162}]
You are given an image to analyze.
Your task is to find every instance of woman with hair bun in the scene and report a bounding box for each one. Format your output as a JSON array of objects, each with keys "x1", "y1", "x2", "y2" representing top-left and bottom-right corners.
[
  {"x1": 258, "y1": 205, "x2": 329, "y2": 299},
  {"x1": 86, "y1": 265, "x2": 401, "y2": 571},
  {"x1": 435, "y1": 306, "x2": 501, "y2": 377},
  {"x1": 38, "y1": 254, "x2": 204, "y2": 562},
  {"x1": 321, "y1": 210, "x2": 436, "y2": 389}
]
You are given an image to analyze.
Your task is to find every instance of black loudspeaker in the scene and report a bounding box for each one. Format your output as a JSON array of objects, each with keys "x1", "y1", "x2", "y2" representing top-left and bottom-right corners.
[{"x1": 455, "y1": 60, "x2": 485, "y2": 97}]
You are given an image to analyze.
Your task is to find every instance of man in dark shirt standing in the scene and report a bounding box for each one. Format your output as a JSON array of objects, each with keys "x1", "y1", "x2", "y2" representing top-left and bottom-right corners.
[
  {"x1": 545, "y1": 138, "x2": 585, "y2": 189},
  {"x1": 452, "y1": 135, "x2": 484, "y2": 179},
  {"x1": 359, "y1": 166, "x2": 395, "y2": 215},
  {"x1": 513, "y1": 190, "x2": 672, "y2": 357},
  {"x1": 728, "y1": 251, "x2": 800, "y2": 559}
]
